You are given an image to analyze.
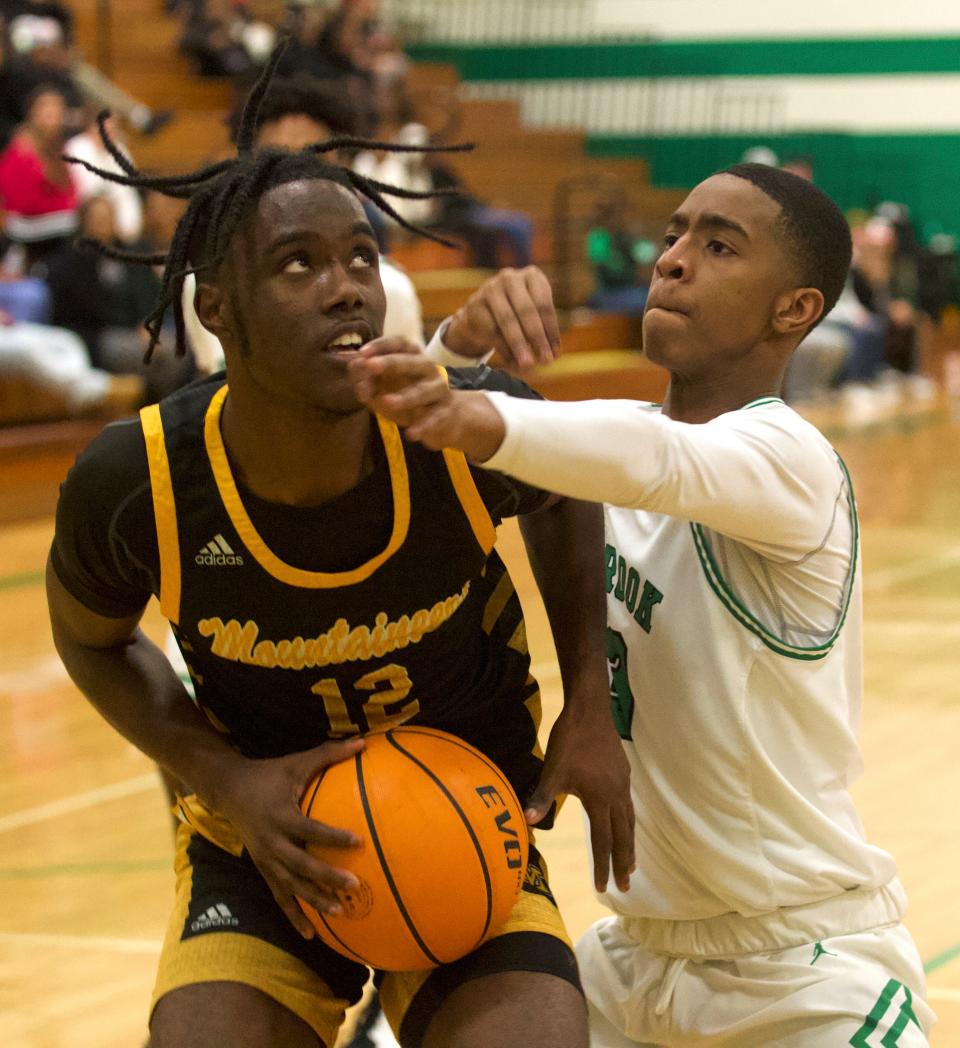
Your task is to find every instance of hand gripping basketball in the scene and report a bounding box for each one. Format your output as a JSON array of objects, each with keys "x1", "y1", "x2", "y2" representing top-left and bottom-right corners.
[
  {"x1": 215, "y1": 737, "x2": 367, "y2": 940},
  {"x1": 297, "y1": 727, "x2": 530, "y2": 971}
]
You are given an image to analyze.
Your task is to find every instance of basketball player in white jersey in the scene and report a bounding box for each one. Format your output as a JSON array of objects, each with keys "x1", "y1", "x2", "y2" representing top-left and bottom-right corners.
[{"x1": 347, "y1": 163, "x2": 936, "y2": 1046}]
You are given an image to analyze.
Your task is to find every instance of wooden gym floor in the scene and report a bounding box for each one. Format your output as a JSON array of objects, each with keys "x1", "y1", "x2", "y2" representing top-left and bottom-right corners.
[{"x1": 1, "y1": 394, "x2": 958, "y2": 1046}]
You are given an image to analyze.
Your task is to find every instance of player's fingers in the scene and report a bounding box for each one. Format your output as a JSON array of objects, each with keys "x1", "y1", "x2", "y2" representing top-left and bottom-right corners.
[
  {"x1": 379, "y1": 379, "x2": 447, "y2": 418},
  {"x1": 350, "y1": 354, "x2": 441, "y2": 400},
  {"x1": 258, "y1": 845, "x2": 356, "y2": 930},
  {"x1": 270, "y1": 885, "x2": 319, "y2": 939},
  {"x1": 588, "y1": 807, "x2": 614, "y2": 893},
  {"x1": 405, "y1": 406, "x2": 452, "y2": 449},
  {"x1": 280, "y1": 838, "x2": 358, "y2": 897},
  {"x1": 356, "y1": 335, "x2": 423, "y2": 359},
  {"x1": 523, "y1": 771, "x2": 560, "y2": 826},
  {"x1": 297, "y1": 737, "x2": 364, "y2": 786},
  {"x1": 253, "y1": 850, "x2": 343, "y2": 930},
  {"x1": 523, "y1": 266, "x2": 561, "y2": 357},
  {"x1": 290, "y1": 809, "x2": 361, "y2": 851},
  {"x1": 501, "y1": 270, "x2": 553, "y2": 365},
  {"x1": 483, "y1": 283, "x2": 536, "y2": 369},
  {"x1": 610, "y1": 801, "x2": 636, "y2": 892}
]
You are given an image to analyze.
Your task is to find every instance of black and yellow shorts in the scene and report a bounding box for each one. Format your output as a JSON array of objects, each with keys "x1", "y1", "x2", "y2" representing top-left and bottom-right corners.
[{"x1": 152, "y1": 825, "x2": 582, "y2": 1047}]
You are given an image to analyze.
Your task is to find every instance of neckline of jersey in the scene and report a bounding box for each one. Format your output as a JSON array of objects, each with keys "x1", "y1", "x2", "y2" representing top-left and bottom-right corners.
[
  {"x1": 202, "y1": 384, "x2": 412, "y2": 589},
  {"x1": 742, "y1": 396, "x2": 785, "y2": 409}
]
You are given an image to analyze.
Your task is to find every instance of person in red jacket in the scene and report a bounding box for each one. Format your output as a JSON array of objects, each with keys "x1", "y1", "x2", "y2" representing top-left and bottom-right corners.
[{"x1": 0, "y1": 83, "x2": 78, "y2": 259}]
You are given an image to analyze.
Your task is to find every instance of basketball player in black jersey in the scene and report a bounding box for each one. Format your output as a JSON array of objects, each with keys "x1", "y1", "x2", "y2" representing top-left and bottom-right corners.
[{"x1": 45, "y1": 49, "x2": 632, "y2": 1048}]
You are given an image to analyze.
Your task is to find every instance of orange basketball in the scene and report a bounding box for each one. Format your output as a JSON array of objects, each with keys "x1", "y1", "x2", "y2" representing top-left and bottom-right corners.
[{"x1": 297, "y1": 726, "x2": 529, "y2": 971}]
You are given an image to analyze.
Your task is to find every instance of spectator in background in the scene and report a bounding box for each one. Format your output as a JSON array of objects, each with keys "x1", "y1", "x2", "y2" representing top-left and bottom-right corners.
[
  {"x1": 876, "y1": 202, "x2": 922, "y2": 375},
  {"x1": 0, "y1": 0, "x2": 173, "y2": 135},
  {"x1": 0, "y1": 307, "x2": 143, "y2": 416},
  {"x1": 179, "y1": 0, "x2": 274, "y2": 79},
  {"x1": 0, "y1": 0, "x2": 85, "y2": 145},
  {"x1": 225, "y1": 70, "x2": 359, "y2": 150},
  {"x1": 64, "y1": 111, "x2": 143, "y2": 243},
  {"x1": 427, "y1": 158, "x2": 535, "y2": 269},
  {"x1": 0, "y1": 231, "x2": 51, "y2": 321},
  {"x1": 353, "y1": 110, "x2": 434, "y2": 229},
  {"x1": 789, "y1": 210, "x2": 934, "y2": 407},
  {"x1": 740, "y1": 144, "x2": 779, "y2": 167},
  {"x1": 584, "y1": 194, "x2": 655, "y2": 316},
  {"x1": 0, "y1": 84, "x2": 78, "y2": 263},
  {"x1": 276, "y1": 0, "x2": 378, "y2": 134},
  {"x1": 46, "y1": 195, "x2": 194, "y2": 401},
  {"x1": 837, "y1": 216, "x2": 912, "y2": 388},
  {"x1": 787, "y1": 218, "x2": 892, "y2": 404},
  {"x1": 781, "y1": 154, "x2": 814, "y2": 181}
]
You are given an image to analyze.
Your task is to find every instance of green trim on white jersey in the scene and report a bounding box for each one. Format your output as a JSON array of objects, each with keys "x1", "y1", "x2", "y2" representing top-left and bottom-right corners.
[
  {"x1": 743, "y1": 396, "x2": 786, "y2": 409},
  {"x1": 692, "y1": 452, "x2": 859, "y2": 661}
]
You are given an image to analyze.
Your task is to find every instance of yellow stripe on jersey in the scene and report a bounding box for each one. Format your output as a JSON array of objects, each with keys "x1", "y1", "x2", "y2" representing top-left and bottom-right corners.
[
  {"x1": 442, "y1": 447, "x2": 497, "y2": 554},
  {"x1": 174, "y1": 793, "x2": 244, "y2": 856},
  {"x1": 523, "y1": 679, "x2": 545, "y2": 761},
  {"x1": 202, "y1": 385, "x2": 412, "y2": 588},
  {"x1": 482, "y1": 571, "x2": 516, "y2": 634},
  {"x1": 435, "y1": 367, "x2": 497, "y2": 555},
  {"x1": 140, "y1": 403, "x2": 182, "y2": 624}
]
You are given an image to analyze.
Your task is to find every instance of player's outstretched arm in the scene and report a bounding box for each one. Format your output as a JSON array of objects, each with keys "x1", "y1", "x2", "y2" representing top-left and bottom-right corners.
[
  {"x1": 46, "y1": 558, "x2": 362, "y2": 939},
  {"x1": 519, "y1": 501, "x2": 635, "y2": 893},
  {"x1": 425, "y1": 265, "x2": 560, "y2": 370},
  {"x1": 355, "y1": 344, "x2": 837, "y2": 554}
]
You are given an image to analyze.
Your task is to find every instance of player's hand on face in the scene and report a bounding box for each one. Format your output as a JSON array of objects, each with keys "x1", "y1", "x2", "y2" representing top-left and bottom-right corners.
[
  {"x1": 350, "y1": 338, "x2": 508, "y2": 461},
  {"x1": 215, "y1": 738, "x2": 364, "y2": 939},
  {"x1": 524, "y1": 699, "x2": 635, "y2": 893},
  {"x1": 442, "y1": 265, "x2": 561, "y2": 370},
  {"x1": 350, "y1": 336, "x2": 451, "y2": 428}
]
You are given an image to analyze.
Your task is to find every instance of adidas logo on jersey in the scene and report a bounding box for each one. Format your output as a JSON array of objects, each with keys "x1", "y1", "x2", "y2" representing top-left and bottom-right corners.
[
  {"x1": 190, "y1": 902, "x2": 239, "y2": 932},
  {"x1": 195, "y1": 535, "x2": 244, "y2": 566}
]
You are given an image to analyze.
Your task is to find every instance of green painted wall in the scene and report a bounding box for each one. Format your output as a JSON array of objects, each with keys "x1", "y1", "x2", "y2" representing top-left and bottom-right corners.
[
  {"x1": 586, "y1": 132, "x2": 960, "y2": 238},
  {"x1": 408, "y1": 37, "x2": 960, "y2": 236},
  {"x1": 407, "y1": 37, "x2": 960, "y2": 80}
]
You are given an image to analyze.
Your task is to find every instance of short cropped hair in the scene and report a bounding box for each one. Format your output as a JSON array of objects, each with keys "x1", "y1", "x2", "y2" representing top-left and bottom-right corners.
[{"x1": 723, "y1": 163, "x2": 852, "y2": 324}]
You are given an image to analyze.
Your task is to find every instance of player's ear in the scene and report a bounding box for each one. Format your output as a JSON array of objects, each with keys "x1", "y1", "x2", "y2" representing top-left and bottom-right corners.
[
  {"x1": 194, "y1": 279, "x2": 231, "y2": 342},
  {"x1": 772, "y1": 286, "x2": 824, "y2": 339}
]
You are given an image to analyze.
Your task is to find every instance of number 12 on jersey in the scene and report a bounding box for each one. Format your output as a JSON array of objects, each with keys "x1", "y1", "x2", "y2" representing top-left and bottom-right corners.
[{"x1": 311, "y1": 663, "x2": 420, "y2": 736}]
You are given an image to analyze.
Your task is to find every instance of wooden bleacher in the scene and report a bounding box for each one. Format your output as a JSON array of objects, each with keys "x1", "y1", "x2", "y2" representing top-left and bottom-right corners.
[
  {"x1": 0, "y1": 418, "x2": 104, "y2": 524},
  {"x1": 526, "y1": 350, "x2": 668, "y2": 404},
  {"x1": 2, "y1": 3, "x2": 678, "y2": 457}
]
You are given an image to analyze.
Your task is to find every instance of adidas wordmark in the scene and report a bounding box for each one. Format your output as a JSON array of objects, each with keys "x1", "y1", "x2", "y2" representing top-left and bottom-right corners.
[
  {"x1": 190, "y1": 902, "x2": 240, "y2": 932},
  {"x1": 195, "y1": 534, "x2": 244, "y2": 566}
]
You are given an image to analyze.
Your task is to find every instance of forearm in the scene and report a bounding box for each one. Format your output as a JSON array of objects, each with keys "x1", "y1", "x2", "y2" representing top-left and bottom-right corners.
[
  {"x1": 51, "y1": 621, "x2": 245, "y2": 810},
  {"x1": 482, "y1": 393, "x2": 834, "y2": 551},
  {"x1": 519, "y1": 497, "x2": 608, "y2": 713},
  {"x1": 518, "y1": 497, "x2": 634, "y2": 888}
]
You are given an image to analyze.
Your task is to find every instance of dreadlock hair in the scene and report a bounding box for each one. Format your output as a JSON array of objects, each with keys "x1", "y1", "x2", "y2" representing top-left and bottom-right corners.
[
  {"x1": 64, "y1": 39, "x2": 471, "y2": 362},
  {"x1": 723, "y1": 163, "x2": 852, "y2": 328}
]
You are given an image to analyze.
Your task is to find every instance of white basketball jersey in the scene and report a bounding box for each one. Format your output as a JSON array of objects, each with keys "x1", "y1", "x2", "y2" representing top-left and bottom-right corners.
[{"x1": 484, "y1": 394, "x2": 899, "y2": 922}]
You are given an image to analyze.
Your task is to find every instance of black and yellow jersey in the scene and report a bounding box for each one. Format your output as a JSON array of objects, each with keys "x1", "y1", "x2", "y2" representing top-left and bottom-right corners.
[{"x1": 53, "y1": 370, "x2": 553, "y2": 848}]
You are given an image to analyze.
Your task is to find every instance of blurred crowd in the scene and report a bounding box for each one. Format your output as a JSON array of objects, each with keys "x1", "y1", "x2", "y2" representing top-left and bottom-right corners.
[
  {"x1": 0, "y1": 0, "x2": 539, "y2": 419},
  {"x1": 1, "y1": 1, "x2": 958, "y2": 422}
]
